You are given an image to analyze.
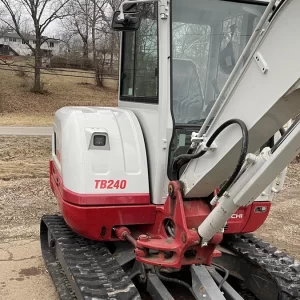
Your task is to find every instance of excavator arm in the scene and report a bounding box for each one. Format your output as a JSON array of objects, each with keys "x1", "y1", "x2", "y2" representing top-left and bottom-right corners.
[{"x1": 177, "y1": 0, "x2": 300, "y2": 243}]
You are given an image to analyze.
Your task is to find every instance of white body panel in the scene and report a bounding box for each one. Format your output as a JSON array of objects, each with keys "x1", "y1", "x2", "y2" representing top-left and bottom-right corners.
[
  {"x1": 181, "y1": 0, "x2": 300, "y2": 198},
  {"x1": 53, "y1": 107, "x2": 149, "y2": 195},
  {"x1": 119, "y1": 0, "x2": 172, "y2": 204}
]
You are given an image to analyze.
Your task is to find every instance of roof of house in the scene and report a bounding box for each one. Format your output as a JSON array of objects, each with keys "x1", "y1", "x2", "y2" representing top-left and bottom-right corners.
[{"x1": 3, "y1": 32, "x2": 60, "y2": 43}]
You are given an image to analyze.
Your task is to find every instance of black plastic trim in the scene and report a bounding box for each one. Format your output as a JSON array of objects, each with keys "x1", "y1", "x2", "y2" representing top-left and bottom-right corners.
[
  {"x1": 221, "y1": 0, "x2": 269, "y2": 6},
  {"x1": 120, "y1": 96, "x2": 158, "y2": 104},
  {"x1": 167, "y1": 0, "x2": 176, "y2": 181}
]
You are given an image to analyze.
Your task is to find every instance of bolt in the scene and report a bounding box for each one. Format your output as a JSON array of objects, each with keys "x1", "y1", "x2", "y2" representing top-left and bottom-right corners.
[
  {"x1": 139, "y1": 234, "x2": 150, "y2": 242},
  {"x1": 168, "y1": 184, "x2": 175, "y2": 198},
  {"x1": 223, "y1": 191, "x2": 230, "y2": 197}
]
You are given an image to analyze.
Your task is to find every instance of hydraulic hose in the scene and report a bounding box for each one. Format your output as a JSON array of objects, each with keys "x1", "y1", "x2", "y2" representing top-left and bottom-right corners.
[
  {"x1": 171, "y1": 147, "x2": 206, "y2": 180},
  {"x1": 271, "y1": 117, "x2": 300, "y2": 155},
  {"x1": 156, "y1": 269, "x2": 198, "y2": 299},
  {"x1": 209, "y1": 119, "x2": 248, "y2": 198},
  {"x1": 172, "y1": 119, "x2": 249, "y2": 199},
  {"x1": 211, "y1": 263, "x2": 229, "y2": 290}
]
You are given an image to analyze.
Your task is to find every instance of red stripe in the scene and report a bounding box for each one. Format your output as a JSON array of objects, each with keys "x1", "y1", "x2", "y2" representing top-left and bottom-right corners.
[
  {"x1": 50, "y1": 160, "x2": 150, "y2": 206},
  {"x1": 63, "y1": 187, "x2": 150, "y2": 205}
]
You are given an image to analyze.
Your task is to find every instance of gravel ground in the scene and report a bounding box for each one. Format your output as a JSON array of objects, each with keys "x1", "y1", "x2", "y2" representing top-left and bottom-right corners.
[
  {"x1": 0, "y1": 136, "x2": 299, "y2": 300},
  {"x1": 0, "y1": 178, "x2": 59, "y2": 241}
]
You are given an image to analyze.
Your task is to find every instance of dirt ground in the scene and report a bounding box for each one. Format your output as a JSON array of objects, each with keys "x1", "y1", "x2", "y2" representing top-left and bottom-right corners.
[{"x1": 0, "y1": 137, "x2": 299, "y2": 299}]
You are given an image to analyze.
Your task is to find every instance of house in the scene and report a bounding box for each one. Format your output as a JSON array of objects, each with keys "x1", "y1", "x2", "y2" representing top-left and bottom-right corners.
[{"x1": 0, "y1": 31, "x2": 60, "y2": 57}]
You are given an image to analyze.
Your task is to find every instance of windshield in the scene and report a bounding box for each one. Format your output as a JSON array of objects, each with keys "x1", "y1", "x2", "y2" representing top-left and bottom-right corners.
[
  {"x1": 171, "y1": 0, "x2": 266, "y2": 124},
  {"x1": 168, "y1": 0, "x2": 266, "y2": 179}
]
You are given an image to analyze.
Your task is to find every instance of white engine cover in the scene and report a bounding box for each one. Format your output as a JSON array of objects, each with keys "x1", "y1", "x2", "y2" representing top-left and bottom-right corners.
[{"x1": 52, "y1": 107, "x2": 149, "y2": 199}]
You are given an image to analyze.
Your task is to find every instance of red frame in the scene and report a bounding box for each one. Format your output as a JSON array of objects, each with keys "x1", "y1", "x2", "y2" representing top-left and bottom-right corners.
[
  {"x1": 50, "y1": 161, "x2": 156, "y2": 240},
  {"x1": 50, "y1": 159, "x2": 271, "y2": 268}
]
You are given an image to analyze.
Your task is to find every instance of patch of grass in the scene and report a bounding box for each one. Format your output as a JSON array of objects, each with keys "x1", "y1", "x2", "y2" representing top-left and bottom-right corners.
[
  {"x1": 77, "y1": 81, "x2": 93, "y2": 86},
  {"x1": 0, "y1": 57, "x2": 118, "y2": 126},
  {"x1": 0, "y1": 113, "x2": 54, "y2": 126}
]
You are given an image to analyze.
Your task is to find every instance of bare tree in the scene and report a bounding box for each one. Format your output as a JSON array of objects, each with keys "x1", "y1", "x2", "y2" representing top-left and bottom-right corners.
[
  {"x1": 65, "y1": 0, "x2": 119, "y2": 86},
  {"x1": 62, "y1": 0, "x2": 91, "y2": 58},
  {"x1": 98, "y1": 0, "x2": 120, "y2": 72},
  {"x1": 91, "y1": 0, "x2": 121, "y2": 86},
  {"x1": 0, "y1": 0, "x2": 71, "y2": 92},
  {"x1": 88, "y1": 0, "x2": 112, "y2": 87}
]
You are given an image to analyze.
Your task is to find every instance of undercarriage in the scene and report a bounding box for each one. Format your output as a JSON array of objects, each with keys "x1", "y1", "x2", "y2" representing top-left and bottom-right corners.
[{"x1": 40, "y1": 215, "x2": 300, "y2": 300}]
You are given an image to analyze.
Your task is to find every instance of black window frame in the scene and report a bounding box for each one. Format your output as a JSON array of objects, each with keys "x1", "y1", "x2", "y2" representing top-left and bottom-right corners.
[{"x1": 119, "y1": 3, "x2": 159, "y2": 104}]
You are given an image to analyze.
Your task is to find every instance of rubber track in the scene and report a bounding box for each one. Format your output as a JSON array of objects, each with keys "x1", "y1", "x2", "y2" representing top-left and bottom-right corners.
[
  {"x1": 222, "y1": 233, "x2": 300, "y2": 300},
  {"x1": 41, "y1": 215, "x2": 141, "y2": 300}
]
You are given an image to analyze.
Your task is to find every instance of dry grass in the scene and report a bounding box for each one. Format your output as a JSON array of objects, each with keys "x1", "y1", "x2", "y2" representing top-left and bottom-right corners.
[
  {"x1": 0, "y1": 113, "x2": 54, "y2": 126},
  {"x1": 0, "y1": 57, "x2": 118, "y2": 126}
]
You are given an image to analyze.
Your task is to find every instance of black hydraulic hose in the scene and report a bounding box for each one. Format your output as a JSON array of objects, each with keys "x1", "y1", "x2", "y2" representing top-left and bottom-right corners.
[
  {"x1": 279, "y1": 127, "x2": 286, "y2": 136},
  {"x1": 172, "y1": 119, "x2": 249, "y2": 199},
  {"x1": 156, "y1": 269, "x2": 198, "y2": 299},
  {"x1": 210, "y1": 119, "x2": 248, "y2": 198},
  {"x1": 211, "y1": 263, "x2": 229, "y2": 290},
  {"x1": 171, "y1": 147, "x2": 206, "y2": 180},
  {"x1": 271, "y1": 117, "x2": 300, "y2": 155}
]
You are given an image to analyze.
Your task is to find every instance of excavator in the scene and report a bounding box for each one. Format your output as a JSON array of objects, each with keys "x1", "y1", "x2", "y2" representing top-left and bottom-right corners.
[{"x1": 40, "y1": 0, "x2": 300, "y2": 299}]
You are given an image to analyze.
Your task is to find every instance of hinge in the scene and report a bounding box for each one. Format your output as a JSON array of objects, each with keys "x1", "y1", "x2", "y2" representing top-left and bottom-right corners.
[
  {"x1": 191, "y1": 133, "x2": 217, "y2": 151},
  {"x1": 254, "y1": 52, "x2": 268, "y2": 74},
  {"x1": 160, "y1": 3, "x2": 169, "y2": 19}
]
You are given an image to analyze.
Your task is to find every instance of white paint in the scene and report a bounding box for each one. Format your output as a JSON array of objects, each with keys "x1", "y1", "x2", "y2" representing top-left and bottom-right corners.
[
  {"x1": 118, "y1": 0, "x2": 173, "y2": 204},
  {"x1": 53, "y1": 107, "x2": 149, "y2": 196}
]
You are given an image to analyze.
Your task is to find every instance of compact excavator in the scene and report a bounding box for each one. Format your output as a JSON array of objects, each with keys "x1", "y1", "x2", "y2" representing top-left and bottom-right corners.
[{"x1": 40, "y1": 0, "x2": 300, "y2": 299}]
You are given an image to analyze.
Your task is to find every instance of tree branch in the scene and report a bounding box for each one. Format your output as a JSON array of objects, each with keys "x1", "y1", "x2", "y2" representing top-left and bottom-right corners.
[{"x1": 40, "y1": 0, "x2": 72, "y2": 33}]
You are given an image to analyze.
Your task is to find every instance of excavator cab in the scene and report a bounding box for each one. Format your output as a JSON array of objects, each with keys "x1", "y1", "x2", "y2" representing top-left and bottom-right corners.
[{"x1": 115, "y1": 0, "x2": 268, "y2": 203}]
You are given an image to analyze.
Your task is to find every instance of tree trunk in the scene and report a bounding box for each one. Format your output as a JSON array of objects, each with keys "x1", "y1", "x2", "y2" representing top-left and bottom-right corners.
[
  {"x1": 92, "y1": 30, "x2": 101, "y2": 86},
  {"x1": 82, "y1": 39, "x2": 88, "y2": 59},
  {"x1": 0, "y1": 95, "x2": 4, "y2": 113},
  {"x1": 100, "y1": 51, "x2": 106, "y2": 85},
  {"x1": 83, "y1": 1, "x2": 89, "y2": 59},
  {"x1": 33, "y1": 37, "x2": 42, "y2": 92},
  {"x1": 109, "y1": 34, "x2": 114, "y2": 73},
  {"x1": 92, "y1": 0, "x2": 102, "y2": 87}
]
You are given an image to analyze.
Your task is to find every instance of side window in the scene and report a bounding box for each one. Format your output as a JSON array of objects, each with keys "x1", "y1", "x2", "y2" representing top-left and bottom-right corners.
[{"x1": 120, "y1": 3, "x2": 158, "y2": 103}]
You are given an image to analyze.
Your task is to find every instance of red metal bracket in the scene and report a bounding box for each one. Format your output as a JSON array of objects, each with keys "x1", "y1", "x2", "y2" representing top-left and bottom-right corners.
[{"x1": 135, "y1": 181, "x2": 222, "y2": 269}]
